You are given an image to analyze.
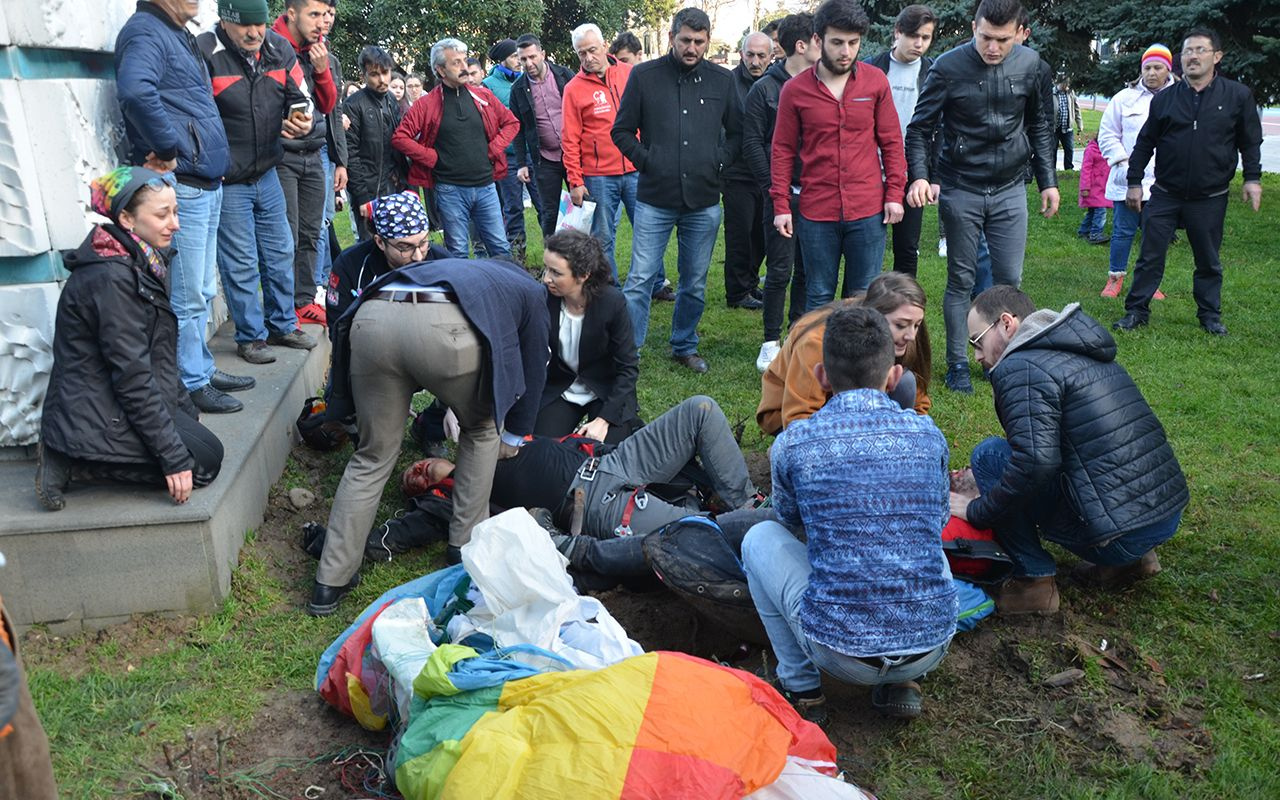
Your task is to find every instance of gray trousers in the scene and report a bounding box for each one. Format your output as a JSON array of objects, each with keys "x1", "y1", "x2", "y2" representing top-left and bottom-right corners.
[
  {"x1": 278, "y1": 148, "x2": 327, "y2": 307},
  {"x1": 317, "y1": 298, "x2": 499, "y2": 585},
  {"x1": 938, "y1": 183, "x2": 1028, "y2": 366},
  {"x1": 579, "y1": 395, "x2": 757, "y2": 539}
]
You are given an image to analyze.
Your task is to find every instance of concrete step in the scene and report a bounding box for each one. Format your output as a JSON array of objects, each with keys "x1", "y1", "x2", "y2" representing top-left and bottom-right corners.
[{"x1": 0, "y1": 321, "x2": 330, "y2": 633}]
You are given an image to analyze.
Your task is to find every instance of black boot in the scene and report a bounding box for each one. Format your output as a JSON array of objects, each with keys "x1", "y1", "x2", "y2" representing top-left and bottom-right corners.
[{"x1": 35, "y1": 443, "x2": 71, "y2": 511}]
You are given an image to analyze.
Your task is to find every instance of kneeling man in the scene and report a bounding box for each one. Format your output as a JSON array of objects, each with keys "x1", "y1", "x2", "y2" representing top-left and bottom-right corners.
[
  {"x1": 742, "y1": 306, "x2": 956, "y2": 724},
  {"x1": 953, "y1": 286, "x2": 1188, "y2": 614}
]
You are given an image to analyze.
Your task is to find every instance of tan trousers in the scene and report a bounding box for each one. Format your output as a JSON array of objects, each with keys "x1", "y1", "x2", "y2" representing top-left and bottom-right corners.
[
  {"x1": 0, "y1": 604, "x2": 58, "y2": 800},
  {"x1": 317, "y1": 298, "x2": 499, "y2": 586}
]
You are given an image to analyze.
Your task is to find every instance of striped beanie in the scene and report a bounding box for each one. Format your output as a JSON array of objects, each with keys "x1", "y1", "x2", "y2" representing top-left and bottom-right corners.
[{"x1": 1141, "y1": 44, "x2": 1173, "y2": 70}]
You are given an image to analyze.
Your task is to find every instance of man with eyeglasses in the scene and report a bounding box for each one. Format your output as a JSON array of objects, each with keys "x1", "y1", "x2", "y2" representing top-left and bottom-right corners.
[
  {"x1": 951, "y1": 286, "x2": 1188, "y2": 615},
  {"x1": 1113, "y1": 27, "x2": 1263, "y2": 337},
  {"x1": 324, "y1": 193, "x2": 448, "y2": 338},
  {"x1": 310, "y1": 193, "x2": 549, "y2": 616}
]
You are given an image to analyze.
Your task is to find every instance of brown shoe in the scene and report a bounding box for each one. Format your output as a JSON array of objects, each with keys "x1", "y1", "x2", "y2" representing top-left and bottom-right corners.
[
  {"x1": 1071, "y1": 550, "x2": 1161, "y2": 589},
  {"x1": 996, "y1": 576, "x2": 1060, "y2": 615},
  {"x1": 237, "y1": 340, "x2": 277, "y2": 364},
  {"x1": 672, "y1": 353, "x2": 708, "y2": 373}
]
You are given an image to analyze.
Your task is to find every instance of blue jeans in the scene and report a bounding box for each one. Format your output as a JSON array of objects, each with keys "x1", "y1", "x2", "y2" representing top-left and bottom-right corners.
[
  {"x1": 622, "y1": 201, "x2": 721, "y2": 356},
  {"x1": 742, "y1": 521, "x2": 950, "y2": 692},
  {"x1": 970, "y1": 436, "x2": 1181, "y2": 577},
  {"x1": 435, "y1": 182, "x2": 510, "y2": 259},
  {"x1": 217, "y1": 170, "x2": 297, "y2": 344},
  {"x1": 1077, "y1": 207, "x2": 1107, "y2": 239},
  {"x1": 170, "y1": 183, "x2": 222, "y2": 390},
  {"x1": 496, "y1": 152, "x2": 528, "y2": 244},
  {"x1": 972, "y1": 233, "x2": 993, "y2": 299},
  {"x1": 314, "y1": 146, "x2": 335, "y2": 289},
  {"x1": 795, "y1": 211, "x2": 886, "y2": 311},
  {"x1": 1109, "y1": 200, "x2": 1140, "y2": 274},
  {"x1": 583, "y1": 172, "x2": 637, "y2": 282}
]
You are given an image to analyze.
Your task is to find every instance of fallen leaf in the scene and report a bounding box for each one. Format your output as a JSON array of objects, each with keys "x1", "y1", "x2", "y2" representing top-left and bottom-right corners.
[{"x1": 1043, "y1": 668, "x2": 1085, "y2": 688}]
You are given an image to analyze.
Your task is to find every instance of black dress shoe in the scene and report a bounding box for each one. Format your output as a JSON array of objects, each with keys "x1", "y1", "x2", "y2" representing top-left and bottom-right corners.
[
  {"x1": 210, "y1": 369, "x2": 255, "y2": 392},
  {"x1": 306, "y1": 573, "x2": 361, "y2": 617},
  {"x1": 35, "y1": 443, "x2": 71, "y2": 511},
  {"x1": 1201, "y1": 319, "x2": 1228, "y2": 336},
  {"x1": 651, "y1": 285, "x2": 676, "y2": 302},
  {"x1": 445, "y1": 544, "x2": 464, "y2": 565},
  {"x1": 1112, "y1": 313, "x2": 1148, "y2": 332},
  {"x1": 727, "y1": 295, "x2": 764, "y2": 310},
  {"x1": 672, "y1": 353, "x2": 709, "y2": 373},
  {"x1": 189, "y1": 384, "x2": 244, "y2": 413}
]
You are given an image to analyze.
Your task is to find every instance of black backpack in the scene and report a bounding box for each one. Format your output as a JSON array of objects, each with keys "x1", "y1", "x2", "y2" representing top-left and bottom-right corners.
[{"x1": 643, "y1": 516, "x2": 768, "y2": 645}]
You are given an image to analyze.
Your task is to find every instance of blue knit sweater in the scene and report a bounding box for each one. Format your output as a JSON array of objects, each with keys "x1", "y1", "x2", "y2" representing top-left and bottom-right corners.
[{"x1": 772, "y1": 389, "x2": 957, "y2": 656}]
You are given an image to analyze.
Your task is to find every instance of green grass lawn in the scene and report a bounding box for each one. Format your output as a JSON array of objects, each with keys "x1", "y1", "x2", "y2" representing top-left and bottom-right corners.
[{"x1": 25, "y1": 145, "x2": 1280, "y2": 797}]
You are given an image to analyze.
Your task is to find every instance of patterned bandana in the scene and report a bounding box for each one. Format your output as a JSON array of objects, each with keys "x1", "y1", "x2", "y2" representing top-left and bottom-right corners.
[
  {"x1": 89, "y1": 166, "x2": 175, "y2": 224},
  {"x1": 365, "y1": 192, "x2": 431, "y2": 240}
]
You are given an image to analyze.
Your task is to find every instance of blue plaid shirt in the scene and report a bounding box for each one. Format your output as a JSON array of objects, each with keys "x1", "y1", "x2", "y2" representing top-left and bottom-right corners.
[{"x1": 772, "y1": 388, "x2": 957, "y2": 656}]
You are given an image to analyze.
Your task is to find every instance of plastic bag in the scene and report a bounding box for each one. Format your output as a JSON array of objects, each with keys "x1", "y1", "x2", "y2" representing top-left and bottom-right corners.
[{"x1": 554, "y1": 190, "x2": 596, "y2": 234}]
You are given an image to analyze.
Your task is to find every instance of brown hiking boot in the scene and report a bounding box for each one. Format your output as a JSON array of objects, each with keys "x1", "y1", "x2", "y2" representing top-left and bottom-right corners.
[
  {"x1": 996, "y1": 576, "x2": 1060, "y2": 615},
  {"x1": 1071, "y1": 550, "x2": 1161, "y2": 589}
]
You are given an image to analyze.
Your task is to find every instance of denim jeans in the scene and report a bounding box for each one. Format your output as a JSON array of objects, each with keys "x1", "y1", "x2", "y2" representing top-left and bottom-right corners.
[
  {"x1": 170, "y1": 183, "x2": 222, "y2": 390},
  {"x1": 972, "y1": 234, "x2": 993, "y2": 299},
  {"x1": 278, "y1": 148, "x2": 326, "y2": 307},
  {"x1": 1109, "y1": 200, "x2": 1141, "y2": 274},
  {"x1": 969, "y1": 436, "x2": 1182, "y2": 577},
  {"x1": 938, "y1": 183, "x2": 1028, "y2": 367},
  {"x1": 583, "y1": 172, "x2": 639, "y2": 283},
  {"x1": 622, "y1": 201, "x2": 721, "y2": 356},
  {"x1": 1077, "y1": 206, "x2": 1107, "y2": 239},
  {"x1": 313, "y1": 145, "x2": 335, "y2": 289},
  {"x1": 795, "y1": 211, "x2": 886, "y2": 311},
  {"x1": 742, "y1": 521, "x2": 949, "y2": 692},
  {"x1": 495, "y1": 152, "x2": 528, "y2": 245},
  {"x1": 435, "y1": 182, "x2": 511, "y2": 259},
  {"x1": 217, "y1": 170, "x2": 297, "y2": 344}
]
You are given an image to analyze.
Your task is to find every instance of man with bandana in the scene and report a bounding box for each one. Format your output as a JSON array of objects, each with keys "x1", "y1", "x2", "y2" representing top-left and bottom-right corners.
[
  {"x1": 325, "y1": 192, "x2": 450, "y2": 337},
  {"x1": 310, "y1": 241, "x2": 550, "y2": 616}
]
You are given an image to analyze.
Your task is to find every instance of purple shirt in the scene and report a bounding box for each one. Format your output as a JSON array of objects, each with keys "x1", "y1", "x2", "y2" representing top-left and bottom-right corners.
[{"x1": 530, "y1": 70, "x2": 564, "y2": 162}]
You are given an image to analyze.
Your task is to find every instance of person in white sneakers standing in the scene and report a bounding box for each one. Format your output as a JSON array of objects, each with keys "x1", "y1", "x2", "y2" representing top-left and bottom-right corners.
[{"x1": 1097, "y1": 44, "x2": 1173, "y2": 299}]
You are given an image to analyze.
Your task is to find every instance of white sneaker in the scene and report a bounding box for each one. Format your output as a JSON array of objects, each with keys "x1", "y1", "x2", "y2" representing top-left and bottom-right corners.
[
  {"x1": 938, "y1": 238, "x2": 948, "y2": 258},
  {"x1": 756, "y1": 340, "x2": 781, "y2": 373}
]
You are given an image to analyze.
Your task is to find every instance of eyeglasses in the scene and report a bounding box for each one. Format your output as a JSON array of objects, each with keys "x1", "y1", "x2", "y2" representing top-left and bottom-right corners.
[
  {"x1": 968, "y1": 319, "x2": 998, "y2": 350},
  {"x1": 386, "y1": 238, "x2": 431, "y2": 256},
  {"x1": 1181, "y1": 46, "x2": 1217, "y2": 56}
]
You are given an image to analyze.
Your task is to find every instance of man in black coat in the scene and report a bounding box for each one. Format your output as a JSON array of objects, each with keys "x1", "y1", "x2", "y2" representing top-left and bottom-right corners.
[
  {"x1": 950, "y1": 287, "x2": 1189, "y2": 615},
  {"x1": 310, "y1": 253, "x2": 549, "y2": 616},
  {"x1": 509, "y1": 33, "x2": 577, "y2": 238},
  {"x1": 343, "y1": 46, "x2": 408, "y2": 241},
  {"x1": 720, "y1": 31, "x2": 772, "y2": 311},
  {"x1": 1114, "y1": 27, "x2": 1264, "y2": 337},
  {"x1": 612, "y1": 7, "x2": 743, "y2": 374}
]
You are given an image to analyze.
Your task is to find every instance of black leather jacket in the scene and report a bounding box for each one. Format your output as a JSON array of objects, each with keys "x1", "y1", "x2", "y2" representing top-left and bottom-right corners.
[
  {"x1": 967, "y1": 306, "x2": 1188, "y2": 545},
  {"x1": 905, "y1": 42, "x2": 1056, "y2": 193},
  {"x1": 342, "y1": 86, "x2": 407, "y2": 206}
]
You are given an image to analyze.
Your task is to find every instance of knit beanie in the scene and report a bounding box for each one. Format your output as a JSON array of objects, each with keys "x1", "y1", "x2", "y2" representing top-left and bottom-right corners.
[
  {"x1": 89, "y1": 166, "x2": 175, "y2": 223},
  {"x1": 217, "y1": 0, "x2": 269, "y2": 24},
  {"x1": 488, "y1": 38, "x2": 518, "y2": 63},
  {"x1": 1141, "y1": 44, "x2": 1173, "y2": 71}
]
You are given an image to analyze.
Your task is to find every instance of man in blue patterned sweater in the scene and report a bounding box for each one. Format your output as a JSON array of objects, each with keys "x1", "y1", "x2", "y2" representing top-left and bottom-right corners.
[{"x1": 742, "y1": 305, "x2": 956, "y2": 724}]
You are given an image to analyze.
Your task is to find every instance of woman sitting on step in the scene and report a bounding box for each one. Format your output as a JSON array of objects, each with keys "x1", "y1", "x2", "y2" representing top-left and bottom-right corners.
[{"x1": 35, "y1": 167, "x2": 225, "y2": 511}]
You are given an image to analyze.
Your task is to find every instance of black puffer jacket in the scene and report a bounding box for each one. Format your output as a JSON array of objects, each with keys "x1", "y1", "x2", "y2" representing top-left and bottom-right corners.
[
  {"x1": 41, "y1": 226, "x2": 197, "y2": 475},
  {"x1": 967, "y1": 305, "x2": 1188, "y2": 545},
  {"x1": 905, "y1": 42, "x2": 1056, "y2": 193}
]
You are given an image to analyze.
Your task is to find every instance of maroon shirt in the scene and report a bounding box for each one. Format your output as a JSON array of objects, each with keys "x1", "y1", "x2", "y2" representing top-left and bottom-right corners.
[{"x1": 770, "y1": 65, "x2": 906, "y2": 222}]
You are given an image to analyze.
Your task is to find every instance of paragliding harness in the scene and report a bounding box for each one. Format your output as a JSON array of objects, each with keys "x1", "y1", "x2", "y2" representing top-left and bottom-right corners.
[{"x1": 643, "y1": 516, "x2": 768, "y2": 645}]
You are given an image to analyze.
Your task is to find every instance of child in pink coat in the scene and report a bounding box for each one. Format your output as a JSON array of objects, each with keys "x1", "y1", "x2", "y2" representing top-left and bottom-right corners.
[{"x1": 1077, "y1": 135, "x2": 1110, "y2": 244}]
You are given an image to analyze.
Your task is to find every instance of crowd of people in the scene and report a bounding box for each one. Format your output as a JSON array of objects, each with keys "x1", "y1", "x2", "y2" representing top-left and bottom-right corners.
[{"x1": 24, "y1": 0, "x2": 1266, "y2": 744}]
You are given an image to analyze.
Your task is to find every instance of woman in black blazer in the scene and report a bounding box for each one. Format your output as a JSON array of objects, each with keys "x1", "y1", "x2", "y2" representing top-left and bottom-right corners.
[{"x1": 536, "y1": 230, "x2": 642, "y2": 444}]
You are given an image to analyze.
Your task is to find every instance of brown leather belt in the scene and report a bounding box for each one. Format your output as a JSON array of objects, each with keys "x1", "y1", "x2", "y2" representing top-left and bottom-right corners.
[{"x1": 371, "y1": 289, "x2": 457, "y2": 304}]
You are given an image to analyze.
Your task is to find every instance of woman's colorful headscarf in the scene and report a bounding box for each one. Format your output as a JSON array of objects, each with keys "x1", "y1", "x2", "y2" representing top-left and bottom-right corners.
[{"x1": 89, "y1": 166, "x2": 175, "y2": 223}]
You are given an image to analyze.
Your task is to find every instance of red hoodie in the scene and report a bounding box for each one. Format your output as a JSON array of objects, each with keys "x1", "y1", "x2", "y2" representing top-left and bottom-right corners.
[
  {"x1": 560, "y1": 58, "x2": 635, "y2": 187},
  {"x1": 271, "y1": 15, "x2": 337, "y2": 114}
]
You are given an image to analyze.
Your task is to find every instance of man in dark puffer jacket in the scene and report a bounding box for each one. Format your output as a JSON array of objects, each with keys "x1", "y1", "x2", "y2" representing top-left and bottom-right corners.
[{"x1": 950, "y1": 286, "x2": 1188, "y2": 614}]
